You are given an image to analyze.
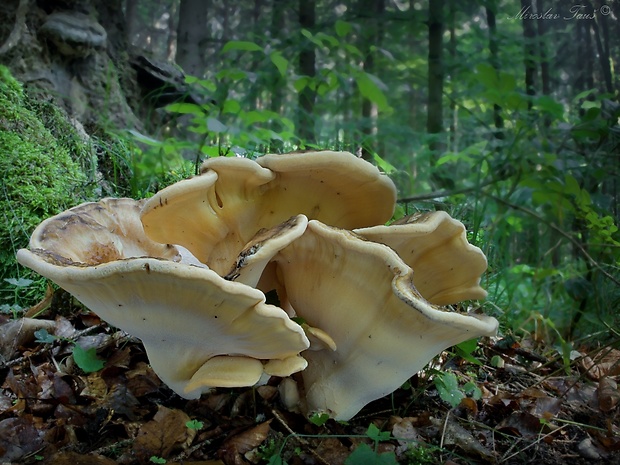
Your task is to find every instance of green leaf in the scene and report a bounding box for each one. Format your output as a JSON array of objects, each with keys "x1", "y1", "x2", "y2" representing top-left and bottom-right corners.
[
  {"x1": 186, "y1": 419, "x2": 204, "y2": 430},
  {"x1": 534, "y1": 95, "x2": 564, "y2": 118},
  {"x1": 4, "y1": 277, "x2": 34, "y2": 287},
  {"x1": 433, "y1": 372, "x2": 464, "y2": 408},
  {"x1": 335, "y1": 20, "x2": 352, "y2": 37},
  {"x1": 309, "y1": 412, "x2": 330, "y2": 426},
  {"x1": 267, "y1": 455, "x2": 286, "y2": 465},
  {"x1": 455, "y1": 339, "x2": 482, "y2": 366},
  {"x1": 463, "y1": 381, "x2": 482, "y2": 400},
  {"x1": 207, "y1": 117, "x2": 227, "y2": 133},
  {"x1": 222, "y1": 99, "x2": 241, "y2": 114},
  {"x1": 72, "y1": 344, "x2": 105, "y2": 373},
  {"x1": 356, "y1": 72, "x2": 391, "y2": 113},
  {"x1": 34, "y1": 329, "x2": 56, "y2": 344},
  {"x1": 345, "y1": 443, "x2": 398, "y2": 465},
  {"x1": 165, "y1": 102, "x2": 203, "y2": 115},
  {"x1": 475, "y1": 63, "x2": 497, "y2": 88},
  {"x1": 128, "y1": 130, "x2": 163, "y2": 147},
  {"x1": 222, "y1": 40, "x2": 263, "y2": 53},
  {"x1": 149, "y1": 457, "x2": 166, "y2": 464},
  {"x1": 294, "y1": 76, "x2": 311, "y2": 93},
  {"x1": 365, "y1": 423, "x2": 391, "y2": 442},
  {"x1": 573, "y1": 89, "x2": 596, "y2": 102},
  {"x1": 270, "y1": 52, "x2": 288, "y2": 76},
  {"x1": 373, "y1": 153, "x2": 397, "y2": 174}
]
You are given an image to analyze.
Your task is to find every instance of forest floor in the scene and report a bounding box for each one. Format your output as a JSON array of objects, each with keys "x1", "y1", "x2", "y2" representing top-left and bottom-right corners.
[{"x1": 0, "y1": 289, "x2": 619, "y2": 465}]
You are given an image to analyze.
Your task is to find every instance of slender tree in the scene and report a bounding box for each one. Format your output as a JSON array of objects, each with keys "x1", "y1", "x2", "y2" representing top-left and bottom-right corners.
[
  {"x1": 298, "y1": 0, "x2": 316, "y2": 144},
  {"x1": 176, "y1": 0, "x2": 209, "y2": 76},
  {"x1": 427, "y1": 0, "x2": 447, "y2": 187},
  {"x1": 359, "y1": 0, "x2": 385, "y2": 161},
  {"x1": 485, "y1": 0, "x2": 503, "y2": 139},
  {"x1": 519, "y1": 0, "x2": 536, "y2": 106}
]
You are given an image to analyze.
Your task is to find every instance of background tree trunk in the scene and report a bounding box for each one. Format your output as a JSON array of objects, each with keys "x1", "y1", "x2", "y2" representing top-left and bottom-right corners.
[
  {"x1": 298, "y1": 0, "x2": 316, "y2": 144},
  {"x1": 176, "y1": 0, "x2": 209, "y2": 76},
  {"x1": 486, "y1": 1, "x2": 503, "y2": 140},
  {"x1": 427, "y1": 0, "x2": 447, "y2": 187},
  {"x1": 359, "y1": 0, "x2": 384, "y2": 161},
  {"x1": 520, "y1": 0, "x2": 536, "y2": 105}
]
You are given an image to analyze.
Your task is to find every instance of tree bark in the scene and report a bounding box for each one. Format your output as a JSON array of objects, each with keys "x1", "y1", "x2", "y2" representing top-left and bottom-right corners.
[
  {"x1": 447, "y1": 0, "x2": 457, "y2": 153},
  {"x1": 298, "y1": 0, "x2": 316, "y2": 144},
  {"x1": 176, "y1": 0, "x2": 208, "y2": 76},
  {"x1": 427, "y1": 0, "x2": 447, "y2": 187},
  {"x1": 486, "y1": 1, "x2": 504, "y2": 139},
  {"x1": 125, "y1": 0, "x2": 139, "y2": 45},
  {"x1": 520, "y1": 0, "x2": 536, "y2": 106},
  {"x1": 359, "y1": 0, "x2": 384, "y2": 161},
  {"x1": 534, "y1": 0, "x2": 549, "y2": 96},
  {"x1": 588, "y1": 3, "x2": 613, "y2": 93}
]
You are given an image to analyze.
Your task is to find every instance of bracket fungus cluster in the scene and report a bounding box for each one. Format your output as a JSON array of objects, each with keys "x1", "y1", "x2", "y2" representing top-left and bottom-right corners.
[{"x1": 17, "y1": 151, "x2": 498, "y2": 420}]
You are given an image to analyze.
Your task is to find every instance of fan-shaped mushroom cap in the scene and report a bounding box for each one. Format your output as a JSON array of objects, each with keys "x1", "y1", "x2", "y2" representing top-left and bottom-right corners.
[
  {"x1": 16, "y1": 199, "x2": 310, "y2": 399},
  {"x1": 355, "y1": 211, "x2": 488, "y2": 305},
  {"x1": 21, "y1": 198, "x2": 181, "y2": 264},
  {"x1": 271, "y1": 220, "x2": 498, "y2": 420},
  {"x1": 140, "y1": 152, "x2": 397, "y2": 275}
]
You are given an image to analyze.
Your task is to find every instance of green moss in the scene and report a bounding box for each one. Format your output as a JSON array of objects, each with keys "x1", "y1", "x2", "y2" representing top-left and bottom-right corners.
[{"x1": 0, "y1": 66, "x2": 95, "y2": 309}]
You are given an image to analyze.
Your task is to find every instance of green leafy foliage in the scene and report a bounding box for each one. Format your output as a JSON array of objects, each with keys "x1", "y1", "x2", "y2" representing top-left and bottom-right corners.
[
  {"x1": 308, "y1": 412, "x2": 330, "y2": 426},
  {"x1": 345, "y1": 443, "x2": 398, "y2": 465},
  {"x1": 433, "y1": 372, "x2": 464, "y2": 408},
  {"x1": 185, "y1": 419, "x2": 204, "y2": 430},
  {"x1": 72, "y1": 345, "x2": 105, "y2": 373},
  {"x1": 344, "y1": 425, "x2": 397, "y2": 465}
]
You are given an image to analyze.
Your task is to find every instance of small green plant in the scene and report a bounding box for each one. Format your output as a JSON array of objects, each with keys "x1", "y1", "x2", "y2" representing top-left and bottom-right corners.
[
  {"x1": 34, "y1": 328, "x2": 105, "y2": 373},
  {"x1": 186, "y1": 419, "x2": 204, "y2": 430},
  {"x1": 345, "y1": 424, "x2": 397, "y2": 465},
  {"x1": 149, "y1": 456, "x2": 166, "y2": 464},
  {"x1": 433, "y1": 371, "x2": 481, "y2": 408},
  {"x1": 308, "y1": 412, "x2": 330, "y2": 426},
  {"x1": 403, "y1": 444, "x2": 438, "y2": 465}
]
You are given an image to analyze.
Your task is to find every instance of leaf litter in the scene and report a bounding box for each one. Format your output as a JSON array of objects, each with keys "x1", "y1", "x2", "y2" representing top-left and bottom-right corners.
[{"x1": 0, "y1": 290, "x2": 618, "y2": 464}]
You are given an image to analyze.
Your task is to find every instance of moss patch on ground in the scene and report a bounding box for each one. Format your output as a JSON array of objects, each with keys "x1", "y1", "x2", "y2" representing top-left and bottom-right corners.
[{"x1": 0, "y1": 65, "x2": 95, "y2": 311}]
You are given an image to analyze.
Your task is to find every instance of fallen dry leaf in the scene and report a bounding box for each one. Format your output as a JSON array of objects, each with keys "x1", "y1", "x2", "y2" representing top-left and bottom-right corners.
[
  {"x1": 429, "y1": 416, "x2": 494, "y2": 461},
  {"x1": 0, "y1": 416, "x2": 47, "y2": 461},
  {"x1": 218, "y1": 420, "x2": 271, "y2": 465},
  {"x1": 597, "y1": 376, "x2": 619, "y2": 412},
  {"x1": 581, "y1": 348, "x2": 620, "y2": 380},
  {"x1": 0, "y1": 317, "x2": 56, "y2": 360},
  {"x1": 390, "y1": 416, "x2": 423, "y2": 456},
  {"x1": 132, "y1": 405, "x2": 194, "y2": 461},
  {"x1": 46, "y1": 451, "x2": 118, "y2": 464}
]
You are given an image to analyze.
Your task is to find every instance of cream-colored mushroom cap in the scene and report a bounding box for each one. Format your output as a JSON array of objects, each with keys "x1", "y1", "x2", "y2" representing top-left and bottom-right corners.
[
  {"x1": 140, "y1": 152, "x2": 397, "y2": 275},
  {"x1": 355, "y1": 211, "x2": 488, "y2": 305},
  {"x1": 16, "y1": 199, "x2": 310, "y2": 398},
  {"x1": 271, "y1": 220, "x2": 498, "y2": 420}
]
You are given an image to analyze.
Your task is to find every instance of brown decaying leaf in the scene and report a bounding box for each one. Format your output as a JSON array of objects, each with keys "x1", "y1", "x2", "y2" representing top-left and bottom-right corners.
[
  {"x1": 0, "y1": 416, "x2": 47, "y2": 461},
  {"x1": 46, "y1": 451, "x2": 118, "y2": 465},
  {"x1": 428, "y1": 416, "x2": 494, "y2": 461},
  {"x1": 580, "y1": 348, "x2": 620, "y2": 380},
  {"x1": 218, "y1": 420, "x2": 271, "y2": 465},
  {"x1": 132, "y1": 405, "x2": 194, "y2": 461},
  {"x1": 390, "y1": 416, "x2": 423, "y2": 456},
  {"x1": 0, "y1": 317, "x2": 56, "y2": 360},
  {"x1": 597, "y1": 376, "x2": 620, "y2": 412}
]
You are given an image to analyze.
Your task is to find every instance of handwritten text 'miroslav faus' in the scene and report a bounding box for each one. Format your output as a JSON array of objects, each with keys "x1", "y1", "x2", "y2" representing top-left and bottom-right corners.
[{"x1": 507, "y1": 4, "x2": 608, "y2": 21}]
